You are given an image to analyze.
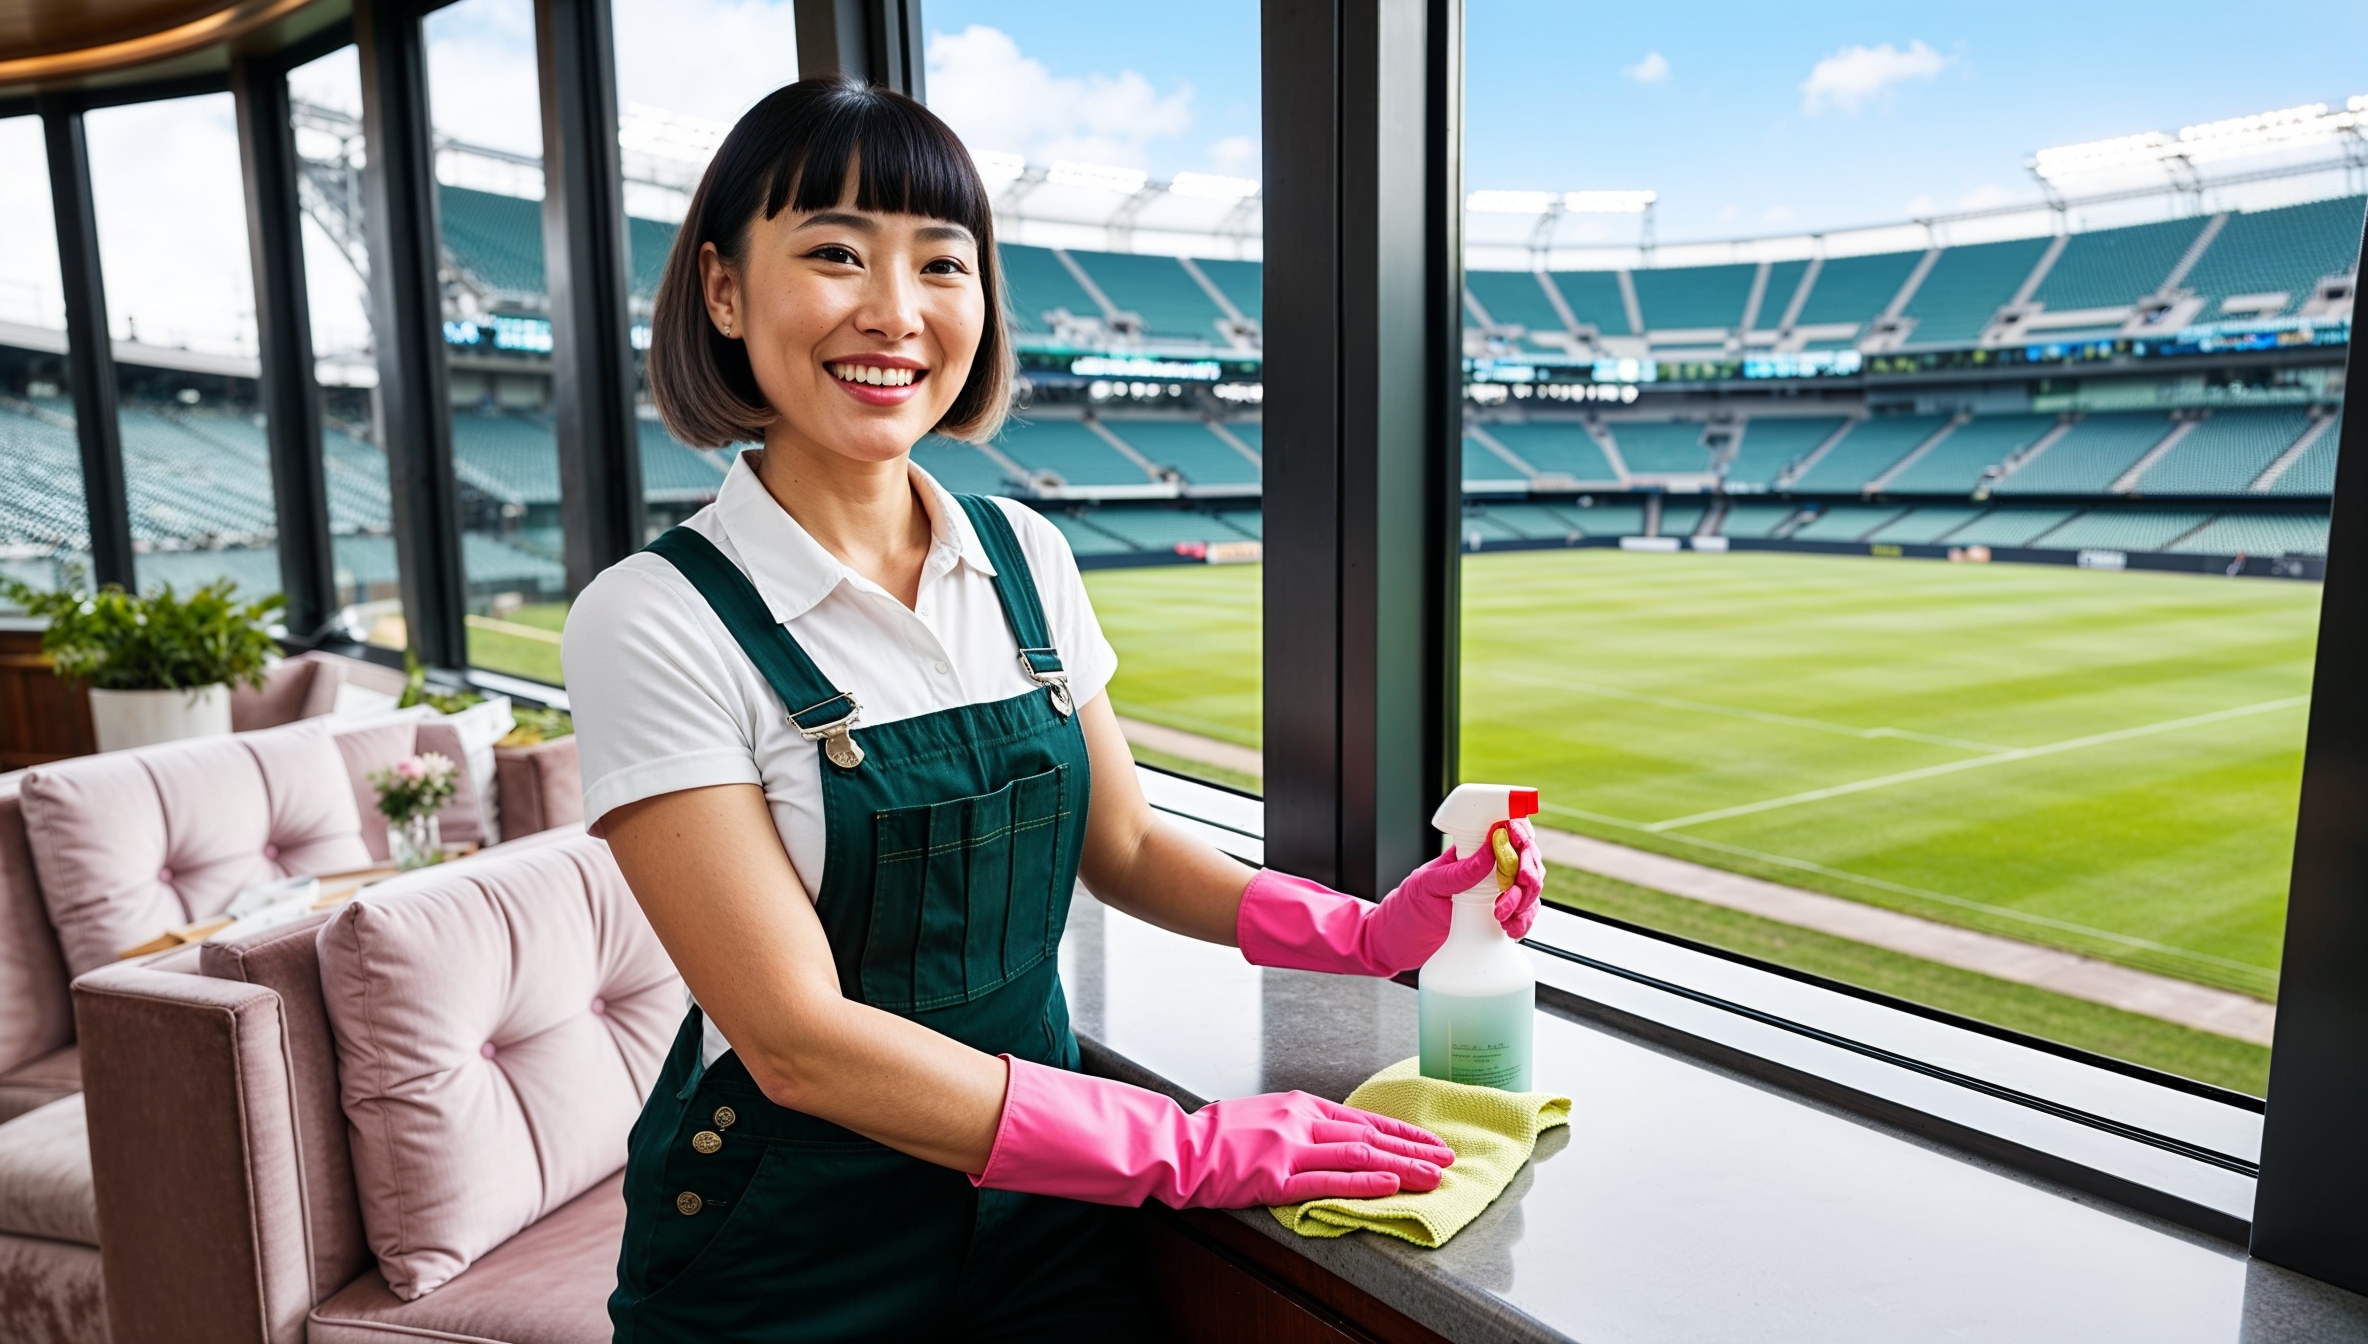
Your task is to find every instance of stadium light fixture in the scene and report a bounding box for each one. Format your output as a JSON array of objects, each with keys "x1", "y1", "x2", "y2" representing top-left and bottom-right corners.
[
  {"x1": 1563, "y1": 189, "x2": 1657, "y2": 213},
  {"x1": 1047, "y1": 160, "x2": 1150, "y2": 195},
  {"x1": 1169, "y1": 171, "x2": 1260, "y2": 202},
  {"x1": 2032, "y1": 99, "x2": 2368, "y2": 180},
  {"x1": 973, "y1": 151, "x2": 1028, "y2": 189},
  {"x1": 1466, "y1": 189, "x2": 1560, "y2": 214}
]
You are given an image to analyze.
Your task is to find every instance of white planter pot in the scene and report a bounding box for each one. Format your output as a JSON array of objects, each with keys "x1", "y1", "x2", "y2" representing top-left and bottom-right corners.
[{"x1": 87, "y1": 684, "x2": 233, "y2": 753}]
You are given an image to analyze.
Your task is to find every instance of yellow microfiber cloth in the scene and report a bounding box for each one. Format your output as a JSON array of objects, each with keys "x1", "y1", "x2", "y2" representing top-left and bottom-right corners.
[{"x1": 1270, "y1": 1057, "x2": 1570, "y2": 1247}]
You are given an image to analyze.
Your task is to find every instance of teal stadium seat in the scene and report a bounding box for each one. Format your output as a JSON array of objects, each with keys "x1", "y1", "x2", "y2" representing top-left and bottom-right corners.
[
  {"x1": 998, "y1": 245, "x2": 1104, "y2": 333},
  {"x1": 2134, "y1": 409, "x2": 2313, "y2": 495},
  {"x1": 449, "y1": 411, "x2": 561, "y2": 506},
  {"x1": 1900, "y1": 237, "x2": 2051, "y2": 347},
  {"x1": 1466, "y1": 271, "x2": 1568, "y2": 349},
  {"x1": 1191, "y1": 258, "x2": 1261, "y2": 322},
  {"x1": 1717, "y1": 502, "x2": 1800, "y2": 538},
  {"x1": 1724, "y1": 417, "x2": 1844, "y2": 489},
  {"x1": 1632, "y1": 262, "x2": 1756, "y2": 331},
  {"x1": 2266, "y1": 414, "x2": 2341, "y2": 496},
  {"x1": 2033, "y1": 216, "x2": 2209, "y2": 312},
  {"x1": 1562, "y1": 500, "x2": 1647, "y2": 535},
  {"x1": 2183, "y1": 196, "x2": 2367, "y2": 321},
  {"x1": 2032, "y1": 510, "x2": 2213, "y2": 551},
  {"x1": 637, "y1": 422, "x2": 729, "y2": 505},
  {"x1": 1546, "y1": 270, "x2": 1633, "y2": 334},
  {"x1": 1086, "y1": 507, "x2": 1242, "y2": 549},
  {"x1": 1947, "y1": 508, "x2": 2077, "y2": 547},
  {"x1": 1866, "y1": 506, "x2": 1987, "y2": 544},
  {"x1": 1993, "y1": 413, "x2": 2174, "y2": 494},
  {"x1": 1103, "y1": 420, "x2": 1259, "y2": 486},
  {"x1": 1788, "y1": 415, "x2": 1945, "y2": 493},
  {"x1": 1790, "y1": 504, "x2": 1906, "y2": 542},
  {"x1": 1463, "y1": 434, "x2": 1524, "y2": 485},
  {"x1": 2171, "y1": 513, "x2": 2330, "y2": 556},
  {"x1": 1658, "y1": 502, "x2": 1706, "y2": 537},
  {"x1": 1751, "y1": 259, "x2": 1809, "y2": 332},
  {"x1": 1480, "y1": 422, "x2": 1619, "y2": 481},
  {"x1": 1043, "y1": 512, "x2": 1138, "y2": 556},
  {"x1": 438, "y1": 187, "x2": 546, "y2": 294},
  {"x1": 993, "y1": 420, "x2": 1150, "y2": 487},
  {"x1": 912, "y1": 435, "x2": 1015, "y2": 494},
  {"x1": 1605, "y1": 421, "x2": 1712, "y2": 474},
  {"x1": 1884, "y1": 414, "x2": 2055, "y2": 495},
  {"x1": 1068, "y1": 252, "x2": 1228, "y2": 343},
  {"x1": 1790, "y1": 251, "x2": 1924, "y2": 335},
  {"x1": 1482, "y1": 503, "x2": 1586, "y2": 540}
]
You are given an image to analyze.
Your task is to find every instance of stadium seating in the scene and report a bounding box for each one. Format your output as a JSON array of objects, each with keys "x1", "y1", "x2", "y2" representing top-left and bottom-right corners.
[
  {"x1": 2169, "y1": 513, "x2": 2331, "y2": 556},
  {"x1": 1755, "y1": 259, "x2": 1809, "y2": 332},
  {"x1": 1479, "y1": 422, "x2": 1620, "y2": 481},
  {"x1": 1605, "y1": 420, "x2": 1714, "y2": 474},
  {"x1": 1791, "y1": 504, "x2": 1907, "y2": 542},
  {"x1": 1214, "y1": 507, "x2": 1263, "y2": 539},
  {"x1": 1547, "y1": 269, "x2": 1633, "y2": 334},
  {"x1": 994, "y1": 418, "x2": 1152, "y2": 486},
  {"x1": 2032, "y1": 216, "x2": 2209, "y2": 313},
  {"x1": 912, "y1": 435, "x2": 1013, "y2": 494},
  {"x1": 999, "y1": 244, "x2": 1104, "y2": 333},
  {"x1": 1789, "y1": 415, "x2": 1947, "y2": 493},
  {"x1": 1865, "y1": 505, "x2": 1986, "y2": 544},
  {"x1": 1994, "y1": 412, "x2": 2175, "y2": 494},
  {"x1": 2182, "y1": 195, "x2": 2367, "y2": 321},
  {"x1": 636, "y1": 422, "x2": 729, "y2": 504},
  {"x1": 1466, "y1": 271, "x2": 1568, "y2": 346},
  {"x1": 1632, "y1": 262, "x2": 1757, "y2": 332},
  {"x1": 1658, "y1": 501, "x2": 1707, "y2": 537},
  {"x1": 1102, "y1": 419, "x2": 1259, "y2": 486},
  {"x1": 1464, "y1": 434, "x2": 1524, "y2": 484},
  {"x1": 1900, "y1": 236, "x2": 2052, "y2": 347},
  {"x1": 1043, "y1": 511, "x2": 1136, "y2": 556},
  {"x1": 1884, "y1": 413, "x2": 2054, "y2": 495},
  {"x1": 2134, "y1": 408, "x2": 2313, "y2": 495},
  {"x1": 449, "y1": 411, "x2": 561, "y2": 507},
  {"x1": 1482, "y1": 502, "x2": 1586, "y2": 540},
  {"x1": 1718, "y1": 501, "x2": 1800, "y2": 538},
  {"x1": 1458, "y1": 511, "x2": 1530, "y2": 544},
  {"x1": 1084, "y1": 507, "x2": 1246, "y2": 550},
  {"x1": 1193, "y1": 257, "x2": 1262, "y2": 322},
  {"x1": 1947, "y1": 508, "x2": 2079, "y2": 547},
  {"x1": 2265, "y1": 414, "x2": 2341, "y2": 495},
  {"x1": 438, "y1": 186, "x2": 547, "y2": 295},
  {"x1": 1790, "y1": 251, "x2": 1923, "y2": 335},
  {"x1": 1723, "y1": 417, "x2": 1844, "y2": 490},
  {"x1": 1069, "y1": 252, "x2": 1229, "y2": 343},
  {"x1": 2032, "y1": 510, "x2": 2214, "y2": 551}
]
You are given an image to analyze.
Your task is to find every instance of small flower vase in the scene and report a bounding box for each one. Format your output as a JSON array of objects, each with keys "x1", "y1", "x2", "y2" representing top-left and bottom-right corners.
[{"x1": 391, "y1": 813, "x2": 442, "y2": 870}]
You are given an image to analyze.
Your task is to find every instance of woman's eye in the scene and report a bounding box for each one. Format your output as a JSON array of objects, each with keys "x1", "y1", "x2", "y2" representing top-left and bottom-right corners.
[
  {"x1": 811, "y1": 245, "x2": 860, "y2": 265},
  {"x1": 922, "y1": 257, "x2": 969, "y2": 276}
]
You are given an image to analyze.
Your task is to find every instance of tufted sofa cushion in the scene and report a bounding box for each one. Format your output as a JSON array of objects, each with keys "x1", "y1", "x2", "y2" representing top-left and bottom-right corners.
[
  {"x1": 23, "y1": 722, "x2": 375, "y2": 976},
  {"x1": 316, "y1": 834, "x2": 678, "y2": 1300}
]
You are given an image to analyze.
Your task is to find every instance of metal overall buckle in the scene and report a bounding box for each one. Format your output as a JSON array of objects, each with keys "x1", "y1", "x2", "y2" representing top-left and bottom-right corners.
[
  {"x1": 1018, "y1": 649, "x2": 1073, "y2": 717},
  {"x1": 791, "y1": 694, "x2": 866, "y2": 768}
]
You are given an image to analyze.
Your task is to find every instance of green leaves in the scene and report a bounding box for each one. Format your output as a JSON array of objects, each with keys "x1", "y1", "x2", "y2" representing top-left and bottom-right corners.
[{"x1": 2, "y1": 573, "x2": 285, "y2": 691}]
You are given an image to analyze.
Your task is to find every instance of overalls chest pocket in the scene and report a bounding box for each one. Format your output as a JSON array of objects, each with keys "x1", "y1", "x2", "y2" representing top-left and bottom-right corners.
[{"x1": 863, "y1": 762, "x2": 1073, "y2": 1014}]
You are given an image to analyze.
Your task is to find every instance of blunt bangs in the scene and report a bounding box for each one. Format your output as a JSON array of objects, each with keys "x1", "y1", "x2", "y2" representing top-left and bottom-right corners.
[{"x1": 647, "y1": 77, "x2": 1014, "y2": 448}]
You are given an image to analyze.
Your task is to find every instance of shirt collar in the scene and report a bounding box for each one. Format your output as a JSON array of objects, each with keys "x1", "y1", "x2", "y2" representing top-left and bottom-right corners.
[{"x1": 712, "y1": 450, "x2": 997, "y2": 625}]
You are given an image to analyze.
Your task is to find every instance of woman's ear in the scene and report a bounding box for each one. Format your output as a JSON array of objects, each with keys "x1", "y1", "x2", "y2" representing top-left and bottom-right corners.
[{"x1": 699, "y1": 240, "x2": 740, "y2": 339}]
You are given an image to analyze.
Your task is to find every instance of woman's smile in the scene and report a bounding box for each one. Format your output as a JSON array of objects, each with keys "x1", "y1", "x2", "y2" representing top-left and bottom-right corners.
[{"x1": 824, "y1": 354, "x2": 928, "y2": 405}]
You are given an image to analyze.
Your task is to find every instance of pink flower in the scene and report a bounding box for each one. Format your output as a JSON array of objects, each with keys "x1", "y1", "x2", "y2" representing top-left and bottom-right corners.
[{"x1": 396, "y1": 757, "x2": 427, "y2": 779}]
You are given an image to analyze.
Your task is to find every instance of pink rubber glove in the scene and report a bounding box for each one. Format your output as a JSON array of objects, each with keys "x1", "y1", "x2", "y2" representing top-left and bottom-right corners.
[
  {"x1": 973, "y1": 1057, "x2": 1454, "y2": 1208},
  {"x1": 1236, "y1": 819, "x2": 1545, "y2": 976}
]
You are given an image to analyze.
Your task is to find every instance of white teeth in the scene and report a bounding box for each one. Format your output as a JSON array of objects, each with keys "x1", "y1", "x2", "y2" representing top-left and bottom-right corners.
[{"x1": 830, "y1": 363, "x2": 917, "y2": 388}]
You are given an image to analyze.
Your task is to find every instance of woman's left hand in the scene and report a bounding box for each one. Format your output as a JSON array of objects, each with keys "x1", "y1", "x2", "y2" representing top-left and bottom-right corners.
[{"x1": 1236, "y1": 819, "x2": 1545, "y2": 977}]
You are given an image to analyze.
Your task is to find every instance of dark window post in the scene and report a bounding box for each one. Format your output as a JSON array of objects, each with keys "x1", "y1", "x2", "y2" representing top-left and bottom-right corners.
[
  {"x1": 232, "y1": 56, "x2": 338, "y2": 639},
  {"x1": 1262, "y1": 0, "x2": 1463, "y2": 896},
  {"x1": 794, "y1": 0, "x2": 927, "y2": 97},
  {"x1": 536, "y1": 0, "x2": 644, "y2": 593},
  {"x1": 2251, "y1": 208, "x2": 2368, "y2": 1292},
  {"x1": 355, "y1": 0, "x2": 469, "y2": 668},
  {"x1": 39, "y1": 99, "x2": 134, "y2": 592}
]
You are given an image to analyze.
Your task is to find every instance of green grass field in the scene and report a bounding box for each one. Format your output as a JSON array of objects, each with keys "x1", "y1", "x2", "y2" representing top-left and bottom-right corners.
[
  {"x1": 1086, "y1": 549, "x2": 2319, "y2": 1086},
  {"x1": 466, "y1": 602, "x2": 569, "y2": 685}
]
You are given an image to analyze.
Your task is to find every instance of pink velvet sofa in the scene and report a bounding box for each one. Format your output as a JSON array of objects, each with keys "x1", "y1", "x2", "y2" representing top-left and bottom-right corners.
[
  {"x1": 0, "y1": 681, "x2": 585, "y2": 1344},
  {"x1": 75, "y1": 831, "x2": 677, "y2": 1344}
]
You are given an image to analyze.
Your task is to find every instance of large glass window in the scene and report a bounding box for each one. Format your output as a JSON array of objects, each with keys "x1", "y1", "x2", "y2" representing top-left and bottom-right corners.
[
  {"x1": 0, "y1": 116, "x2": 84, "y2": 604},
  {"x1": 1452, "y1": 13, "x2": 2360, "y2": 1096},
  {"x1": 425, "y1": 0, "x2": 570, "y2": 682},
  {"x1": 924, "y1": 2, "x2": 1267, "y2": 790},
  {"x1": 84, "y1": 94, "x2": 280, "y2": 601},
  {"x1": 290, "y1": 44, "x2": 406, "y2": 649}
]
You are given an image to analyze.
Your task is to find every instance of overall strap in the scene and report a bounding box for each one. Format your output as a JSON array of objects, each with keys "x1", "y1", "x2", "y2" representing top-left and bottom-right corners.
[
  {"x1": 954, "y1": 494, "x2": 1074, "y2": 716},
  {"x1": 645, "y1": 527, "x2": 868, "y2": 766}
]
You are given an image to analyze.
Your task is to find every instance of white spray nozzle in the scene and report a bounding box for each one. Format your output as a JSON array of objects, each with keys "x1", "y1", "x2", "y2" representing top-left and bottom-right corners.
[{"x1": 1431, "y1": 783, "x2": 1541, "y2": 861}]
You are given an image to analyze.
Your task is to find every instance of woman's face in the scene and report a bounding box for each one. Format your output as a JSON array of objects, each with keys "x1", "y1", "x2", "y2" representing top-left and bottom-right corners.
[{"x1": 702, "y1": 188, "x2": 985, "y2": 465}]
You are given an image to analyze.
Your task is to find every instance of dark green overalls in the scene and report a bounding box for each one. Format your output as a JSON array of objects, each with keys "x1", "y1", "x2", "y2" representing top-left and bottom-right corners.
[{"x1": 609, "y1": 496, "x2": 1152, "y2": 1341}]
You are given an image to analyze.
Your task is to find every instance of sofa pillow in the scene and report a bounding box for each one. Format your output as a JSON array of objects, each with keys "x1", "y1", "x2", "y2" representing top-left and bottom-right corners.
[
  {"x1": 317, "y1": 834, "x2": 679, "y2": 1299},
  {"x1": 23, "y1": 722, "x2": 374, "y2": 974}
]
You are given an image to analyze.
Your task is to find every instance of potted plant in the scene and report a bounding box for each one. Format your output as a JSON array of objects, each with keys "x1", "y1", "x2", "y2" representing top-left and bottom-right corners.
[
  {"x1": 3, "y1": 574, "x2": 283, "y2": 753},
  {"x1": 370, "y1": 752, "x2": 460, "y2": 869}
]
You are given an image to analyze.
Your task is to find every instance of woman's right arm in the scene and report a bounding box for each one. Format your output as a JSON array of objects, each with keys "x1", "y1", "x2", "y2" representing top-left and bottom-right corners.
[{"x1": 602, "y1": 782, "x2": 1010, "y2": 1173}]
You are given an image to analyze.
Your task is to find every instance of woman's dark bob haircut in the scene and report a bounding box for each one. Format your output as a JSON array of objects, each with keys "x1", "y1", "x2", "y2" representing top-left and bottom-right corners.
[{"x1": 647, "y1": 77, "x2": 1013, "y2": 448}]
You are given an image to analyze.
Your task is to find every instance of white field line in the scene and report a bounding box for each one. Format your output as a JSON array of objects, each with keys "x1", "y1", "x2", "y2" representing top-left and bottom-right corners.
[
  {"x1": 1643, "y1": 695, "x2": 2311, "y2": 832},
  {"x1": 1542, "y1": 799, "x2": 2274, "y2": 981},
  {"x1": 1490, "y1": 671, "x2": 2009, "y2": 752},
  {"x1": 465, "y1": 614, "x2": 564, "y2": 645}
]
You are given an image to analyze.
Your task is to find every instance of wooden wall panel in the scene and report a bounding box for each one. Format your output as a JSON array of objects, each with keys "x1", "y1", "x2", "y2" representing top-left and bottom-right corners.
[{"x1": 0, "y1": 629, "x2": 95, "y2": 768}]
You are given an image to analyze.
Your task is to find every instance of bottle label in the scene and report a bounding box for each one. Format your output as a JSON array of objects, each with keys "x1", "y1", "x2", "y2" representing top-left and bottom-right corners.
[
  {"x1": 1450, "y1": 1037, "x2": 1524, "y2": 1090},
  {"x1": 1418, "y1": 986, "x2": 1534, "y2": 1091}
]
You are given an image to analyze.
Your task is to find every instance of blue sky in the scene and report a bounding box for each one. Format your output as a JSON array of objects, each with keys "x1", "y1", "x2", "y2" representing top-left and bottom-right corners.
[{"x1": 925, "y1": 0, "x2": 2368, "y2": 243}]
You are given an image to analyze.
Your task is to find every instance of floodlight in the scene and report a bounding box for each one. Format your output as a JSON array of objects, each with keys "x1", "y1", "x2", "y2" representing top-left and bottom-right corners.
[
  {"x1": 973, "y1": 151, "x2": 1028, "y2": 188},
  {"x1": 1466, "y1": 190, "x2": 1560, "y2": 214},
  {"x1": 1047, "y1": 160, "x2": 1150, "y2": 194},
  {"x1": 2033, "y1": 99, "x2": 2368, "y2": 181},
  {"x1": 1563, "y1": 190, "x2": 1657, "y2": 214},
  {"x1": 1170, "y1": 172, "x2": 1259, "y2": 202}
]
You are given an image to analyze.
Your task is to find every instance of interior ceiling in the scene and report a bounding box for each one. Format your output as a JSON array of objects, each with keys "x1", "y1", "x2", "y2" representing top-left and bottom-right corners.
[{"x1": 0, "y1": 0, "x2": 237, "y2": 62}]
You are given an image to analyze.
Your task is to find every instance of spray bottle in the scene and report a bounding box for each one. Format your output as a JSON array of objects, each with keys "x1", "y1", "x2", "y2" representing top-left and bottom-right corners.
[{"x1": 1417, "y1": 784, "x2": 1540, "y2": 1091}]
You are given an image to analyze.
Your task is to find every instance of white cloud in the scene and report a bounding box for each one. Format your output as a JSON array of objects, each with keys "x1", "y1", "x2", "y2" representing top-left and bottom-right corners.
[
  {"x1": 1800, "y1": 40, "x2": 1951, "y2": 115},
  {"x1": 83, "y1": 94, "x2": 258, "y2": 357},
  {"x1": 1206, "y1": 134, "x2": 1259, "y2": 177},
  {"x1": 925, "y1": 24, "x2": 1193, "y2": 169},
  {"x1": 611, "y1": 0, "x2": 801, "y2": 128},
  {"x1": 1956, "y1": 182, "x2": 2020, "y2": 210},
  {"x1": 1905, "y1": 193, "x2": 1939, "y2": 217},
  {"x1": 1623, "y1": 51, "x2": 1671, "y2": 84},
  {"x1": 1761, "y1": 204, "x2": 1797, "y2": 225},
  {"x1": 422, "y1": 0, "x2": 542, "y2": 156}
]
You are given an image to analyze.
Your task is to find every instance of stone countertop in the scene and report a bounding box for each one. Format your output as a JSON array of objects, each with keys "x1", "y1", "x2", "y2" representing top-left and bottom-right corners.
[{"x1": 1059, "y1": 891, "x2": 2368, "y2": 1344}]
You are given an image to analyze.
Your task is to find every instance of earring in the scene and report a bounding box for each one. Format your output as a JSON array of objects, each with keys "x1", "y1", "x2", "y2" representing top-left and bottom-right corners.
[{"x1": 721, "y1": 320, "x2": 733, "y2": 338}]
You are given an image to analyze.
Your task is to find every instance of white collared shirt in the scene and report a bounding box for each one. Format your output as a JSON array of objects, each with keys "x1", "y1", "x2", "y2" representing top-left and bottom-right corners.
[{"x1": 564, "y1": 450, "x2": 1119, "y2": 902}]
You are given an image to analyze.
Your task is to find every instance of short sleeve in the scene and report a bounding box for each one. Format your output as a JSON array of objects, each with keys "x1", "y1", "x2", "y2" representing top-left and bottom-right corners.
[
  {"x1": 992, "y1": 497, "x2": 1120, "y2": 712},
  {"x1": 563, "y1": 558, "x2": 765, "y2": 828}
]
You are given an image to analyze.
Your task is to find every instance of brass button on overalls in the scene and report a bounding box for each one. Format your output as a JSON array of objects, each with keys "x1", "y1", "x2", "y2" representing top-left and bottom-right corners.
[
  {"x1": 692, "y1": 1130, "x2": 723, "y2": 1154},
  {"x1": 675, "y1": 1192, "x2": 703, "y2": 1216}
]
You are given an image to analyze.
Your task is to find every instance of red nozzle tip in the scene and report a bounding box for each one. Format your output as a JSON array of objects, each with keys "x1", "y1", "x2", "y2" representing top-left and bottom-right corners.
[{"x1": 1509, "y1": 788, "x2": 1539, "y2": 819}]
